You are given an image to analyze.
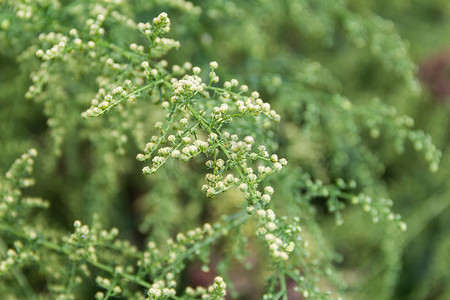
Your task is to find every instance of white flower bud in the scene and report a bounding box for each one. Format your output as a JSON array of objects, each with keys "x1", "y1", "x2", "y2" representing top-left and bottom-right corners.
[
  {"x1": 267, "y1": 222, "x2": 277, "y2": 231},
  {"x1": 209, "y1": 61, "x2": 218, "y2": 69},
  {"x1": 36, "y1": 49, "x2": 44, "y2": 57}
]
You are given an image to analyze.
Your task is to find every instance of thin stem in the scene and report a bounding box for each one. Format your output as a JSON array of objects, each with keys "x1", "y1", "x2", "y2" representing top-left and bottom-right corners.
[
  {"x1": 279, "y1": 269, "x2": 288, "y2": 300},
  {"x1": 0, "y1": 238, "x2": 35, "y2": 299},
  {"x1": 103, "y1": 276, "x2": 119, "y2": 300},
  {"x1": 360, "y1": 188, "x2": 450, "y2": 290},
  {"x1": 158, "y1": 210, "x2": 248, "y2": 277},
  {"x1": 64, "y1": 262, "x2": 77, "y2": 297},
  {"x1": 90, "y1": 80, "x2": 165, "y2": 117},
  {"x1": 186, "y1": 103, "x2": 261, "y2": 207},
  {"x1": 0, "y1": 224, "x2": 153, "y2": 290}
]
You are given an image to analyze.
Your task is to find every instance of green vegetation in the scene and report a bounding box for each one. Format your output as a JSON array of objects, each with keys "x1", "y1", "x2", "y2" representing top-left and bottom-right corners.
[{"x1": 1, "y1": 0, "x2": 449, "y2": 299}]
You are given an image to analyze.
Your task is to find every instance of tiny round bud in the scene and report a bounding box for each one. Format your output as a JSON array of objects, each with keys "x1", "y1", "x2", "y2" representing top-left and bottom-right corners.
[
  {"x1": 246, "y1": 206, "x2": 255, "y2": 215},
  {"x1": 399, "y1": 222, "x2": 407, "y2": 232},
  {"x1": 209, "y1": 61, "x2": 218, "y2": 69},
  {"x1": 69, "y1": 28, "x2": 78, "y2": 36},
  {"x1": 267, "y1": 222, "x2": 277, "y2": 231}
]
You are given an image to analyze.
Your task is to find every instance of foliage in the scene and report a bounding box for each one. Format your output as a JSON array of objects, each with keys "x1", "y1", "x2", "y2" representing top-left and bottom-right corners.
[{"x1": 1, "y1": 0, "x2": 449, "y2": 299}]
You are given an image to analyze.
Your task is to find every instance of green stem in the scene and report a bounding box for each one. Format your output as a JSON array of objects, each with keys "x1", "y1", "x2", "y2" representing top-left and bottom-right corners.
[
  {"x1": 103, "y1": 276, "x2": 119, "y2": 300},
  {"x1": 64, "y1": 262, "x2": 77, "y2": 297},
  {"x1": 186, "y1": 103, "x2": 261, "y2": 207},
  {"x1": 403, "y1": 188, "x2": 450, "y2": 246},
  {"x1": 0, "y1": 224, "x2": 153, "y2": 289},
  {"x1": 360, "y1": 187, "x2": 450, "y2": 289},
  {"x1": 158, "y1": 210, "x2": 248, "y2": 277},
  {"x1": 0, "y1": 238, "x2": 35, "y2": 299},
  {"x1": 90, "y1": 80, "x2": 165, "y2": 117},
  {"x1": 279, "y1": 269, "x2": 288, "y2": 300}
]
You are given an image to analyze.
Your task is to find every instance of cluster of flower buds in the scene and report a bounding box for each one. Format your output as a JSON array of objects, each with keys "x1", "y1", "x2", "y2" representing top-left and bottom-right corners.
[
  {"x1": 255, "y1": 214, "x2": 301, "y2": 262},
  {"x1": 185, "y1": 276, "x2": 227, "y2": 299},
  {"x1": 172, "y1": 74, "x2": 205, "y2": 98},
  {"x1": 152, "y1": 12, "x2": 171, "y2": 34},
  {"x1": 95, "y1": 276, "x2": 122, "y2": 299},
  {"x1": 234, "y1": 91, "x2": 281, "y2": 122},
  {"x1": 82, "y1": 80, "x2": 135, "y2": 118},
  {"x1": 146, "y1": 279, "x2": 176, "y2": 300},
  {"x1": 0, "y1": 246, "x2": 38, "y2": 275}
]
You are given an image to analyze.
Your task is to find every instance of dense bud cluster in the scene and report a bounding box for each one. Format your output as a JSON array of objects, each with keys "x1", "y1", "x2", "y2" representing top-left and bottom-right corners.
[
  {"x1": 136, "y1": 63, "x2": 287, "y2": 205},
  {"x1": 82, "y1": 82, "x2": 137, "y2": 118},
  {"x1": 172, "y1": 74, "x2": 205, "y2": 97}
]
